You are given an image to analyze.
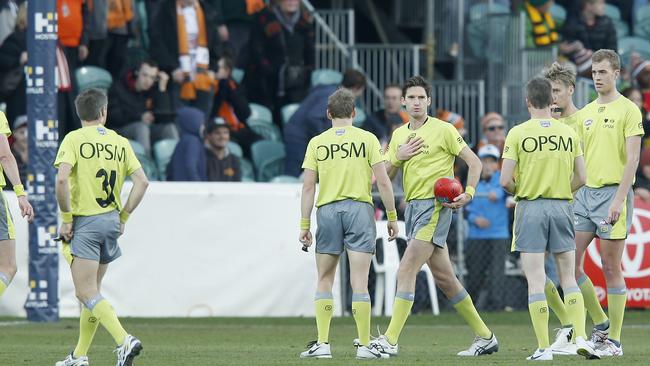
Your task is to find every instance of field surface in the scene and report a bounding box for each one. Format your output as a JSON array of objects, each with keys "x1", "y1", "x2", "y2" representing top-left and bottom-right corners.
[{"x1": 1, "y1": 311, "x2": 649, "y2": 365}]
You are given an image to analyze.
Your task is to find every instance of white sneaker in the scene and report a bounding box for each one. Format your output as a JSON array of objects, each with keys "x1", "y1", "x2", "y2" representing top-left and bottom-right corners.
[
  {"x1": 526, "y1": 348, "x2": 553, "y2": 361},
  {"x1": 576, "y1": 336, "x2": 600, "y2": 359},
  {"x1": 368, "y1": 335, "x2": 398, "y2": 357},
  {"x1": 356, "y1": 345, "x2": 386, "y2": 359},
  {"x1": 589, "y1": 325, "x2": 609, "y2": 349},
  {"x1": 550, "y1": 328, "x2": 576, "y2": 355},
  {"x1": 299, "y1": 341, "x2": 332, "y2": 359},
  {"x1": 114, "y1": 335, "x2": 143, "y2": 366},
  {"x1": 596, "y1": 339, "x2": 623, "y2": 357},
  {"x1": 55, "y1": 353, "x2": 89, "y2": 366},
  {"x1": 457, "y1": 333, "x2": 499, "y2": 356}
]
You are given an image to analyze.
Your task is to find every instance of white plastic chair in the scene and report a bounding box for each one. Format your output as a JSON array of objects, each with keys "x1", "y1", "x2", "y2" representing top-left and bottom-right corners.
[{"x1": 373, "y1": 220, "x2": 439, "y2": 316}]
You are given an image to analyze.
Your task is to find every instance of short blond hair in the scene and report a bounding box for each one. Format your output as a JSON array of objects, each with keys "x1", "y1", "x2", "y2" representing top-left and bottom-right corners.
[
  {"x1": 543, "y1": 62, "x2": 576, "y2": 88},
  {"x1": 327, "y1": 88, "x2": 356, "y2": 119},
  {"x1": 592, "y1": 49, "x2": 621, "y2": 71}
]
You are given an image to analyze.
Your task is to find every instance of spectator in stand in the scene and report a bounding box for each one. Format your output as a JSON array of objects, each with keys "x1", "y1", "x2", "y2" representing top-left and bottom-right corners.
[
  {"x1": 476, "y1": 112, "x2": 507, "y2": 153},
  {"x1": 560, "y1": 0, "x2": 617, "y2": 63},
  {"x1": 58, "y1": 0, "x2": 89, "y2": 138},
  {"x1": 521, "y1": 0, "x2": 558, "y2": 48},
  {"x1": 244, "y1": 0, "x2": 314, "y2": 119},
  {"x1": 167, "y1": 107, "x2": 207, "y2": 181},
  {"x1": 83, "y1": 1, "x2": 109, "y2": 71},
  {"x1": 86, "y1": 0, "x2": 135, "y2": 80},
  {"x1": 283, "y1": 69, "x2": 366, "y2": 177},
  {"x1": 0, "y1": 0, "x2": 19, "y2": 46},
  {"x1": 465, "y1": 144, "x2": 510, "y2": 311},
  {"x1": 149, "y1": 0, "x2": 223, "y2": 116},
  {"x1": 58, "y1": 0, "x2": 89, "y2": 74},
  {"x1": 362, "y1": 84, "x2": 408, "y2": 143},
  {"x1": 107, "y1": 60, "x2": 177, "y2": 156},
  {"x1": 204, "y1": 118, "x2": 241, "y2": 182},
  {"x1": 6, "y1": 115, "x2": 27, "y2": 188},
  {"x1": 213, "y1": 0, "x2": 265, "y2": 66},
  {"x1": 0, "y1": 1, "x2": 26, "y2": 126},
  {"x1": 210, "y1": 55, "x2": 260, "y2": 158},
  {"x1": 622, "y1": 87, "x2": 650, "y2": 142}
]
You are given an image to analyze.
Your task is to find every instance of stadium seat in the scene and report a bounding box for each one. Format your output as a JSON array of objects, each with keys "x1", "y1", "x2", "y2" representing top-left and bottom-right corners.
[
  {"x1": 129, "y1": 140, "x2": 159, "y2": 180},
  {"x1": 353, "y1": 108, "x2": 366, "y2": 127},
  {"x1": 227, "y1": 141, "x2": 243, "y2": 158},
  {"x1": 550, "y1": 4, "x2": 566, "y2": 24},
  {"x1": 251, "y1": 140, "x2": 286, "y2": 182},
  {"x1": 248, "y1": 119, "x2": 282, "y2": 141},
  {"x1": 248, "y1": 103, "x2": 273, "y2": 124},
  {"x1": 232, "y1": 68, "x2": 245, "y2": 84},
  {"x1": 129, "y1": 139, "x2": 146, "y2": 156},
  {"x1": 604, "y1": 3, "x2": 620, "y2": 20},
  {"x1": 311, "y1": 68, "x2": 343, "y2": 87},
  {"x1": 468, "y1": 2, "x2": 509, "y2": 22},
  {"x1": 153, "y1": 139, "x2": 178, "y2": 179},
  {"x1": 281, "y1": 103, "x2": 300, "y2": 125},
  {"x1": 613, "y1": 19, "x2": 629, "y2": 38},
  {"x1": 373, "y1": 220, "x2": 439, "y2": 316},
  {"x1": 269, "y1": 175, "x2": 300, "y2": 183},
  {"x1": 75, "y1": 66, "x2": 113, "y2": 92},
  {"x1": 618, "y1": 36, "x2": 650, "y2": 68},
  {"x1": 634, "y1": 4, "x2": 650, "y2": 38},
  {"x1": 240, "y1": 158, "x2": 255, "y2": 182}
]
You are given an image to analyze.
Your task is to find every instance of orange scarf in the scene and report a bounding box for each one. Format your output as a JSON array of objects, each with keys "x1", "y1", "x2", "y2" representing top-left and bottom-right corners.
[
  {"x1": 108, "y1": 0, "x2": 134, "y2": 30},
  {"x1": 177, "y1": 0, "x2": 213, "y2": 100},
  {"x1": 246, "y1": 0, "x2": 265, "y2": 15},
  {"x1": 215, "y1": 80, "x2": 245, "y2": 131}
]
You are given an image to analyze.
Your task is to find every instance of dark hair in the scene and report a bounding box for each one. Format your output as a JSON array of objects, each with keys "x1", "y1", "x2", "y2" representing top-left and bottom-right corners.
[
  {"x1": 327, "y1": 88, "x2": 356, "y2": 119},
  {"x1": 74, "y1": 88, "x2": 108, "y2": 121},
  {"x1": 526, "y1": 77, "x2": 553, "y2": 109},
  {"x1": 341, "y1": 69, "x2": 366, "y2": 89},
  {"x1": 402, "y1": 75, "x2": 431, "y2": 98},
  {"x1": 139, "y1": 59, "x2": 159, "y2": 69}
]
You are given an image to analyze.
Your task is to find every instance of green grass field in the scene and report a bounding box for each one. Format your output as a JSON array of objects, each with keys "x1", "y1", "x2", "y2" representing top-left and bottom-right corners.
[{"x1": 1, "y1": 311, "x2": 649, "y2": 365}]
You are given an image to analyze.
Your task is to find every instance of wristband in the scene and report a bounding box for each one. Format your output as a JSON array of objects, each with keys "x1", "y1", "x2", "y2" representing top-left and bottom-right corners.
[
  {"x1": 300, "y1": 218, "x2": 311, "y2": 230},
  {"x1": 13, "y1": 184, "x2": 26, "y2": 197},
  {"x1": 119, "y1": 210, "x2": 130, "y2": 224},
  {"x1": 61, "y1": 211, "x2": 73, "y2": 223},
  {"x1": 465, "y1": 186, "x2": 476, "y2": 199},
  {"x1": 386, "y1": 210, "x2": 398, "y2": 222}
]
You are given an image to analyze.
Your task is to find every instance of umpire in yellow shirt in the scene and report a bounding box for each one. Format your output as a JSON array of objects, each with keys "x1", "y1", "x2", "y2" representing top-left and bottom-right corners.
[
  {"x1": 54, "y1": 89, "x2": 149, "y2": 366},
  {"x1": 501, "y1": 77, "x2": 597, "y2": 361},
  {"x1": 573, "y1": 50, "x2": 644, "y2": 357},
  {"x1": 298, "y1": 88, "x2": 398, "y2": 360}
]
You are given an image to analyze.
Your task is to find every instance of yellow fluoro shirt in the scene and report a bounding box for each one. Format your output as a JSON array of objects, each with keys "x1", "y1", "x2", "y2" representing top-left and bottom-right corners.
[
  {"x1": 54, "y1": 125, "x2": 141, "y2": 216},
  {"x1": 302, "y1": 125, "x2": 384, "y2": 207}
]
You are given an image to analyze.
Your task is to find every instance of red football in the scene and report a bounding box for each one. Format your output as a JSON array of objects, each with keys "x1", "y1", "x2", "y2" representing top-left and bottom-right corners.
[{"x1": 434, "y1": 177, "x2": 463, "y2": 203}]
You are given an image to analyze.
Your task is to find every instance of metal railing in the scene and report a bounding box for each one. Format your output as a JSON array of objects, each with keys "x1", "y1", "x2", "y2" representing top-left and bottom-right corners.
[
  {"x1": 430, "y1": 80, "x2": 485, "y2": 146},
  {"x1": 312, "y1": 9, "x2": 355, "y2": 71},
  {"x1": 304, "y1": 0, "x2": 424, "y2": 114},
  {"x1": 352, "y1": 44, "x2": 424, "y2": 112},
  {"x1": 574, "y1": 78, "x2": 594, "y2": 108}
]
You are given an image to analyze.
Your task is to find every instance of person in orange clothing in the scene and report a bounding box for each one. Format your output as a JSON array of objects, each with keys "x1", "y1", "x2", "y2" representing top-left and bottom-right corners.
[{"x1": 86, "y1": 0, "x2": 134, "y2": 79}]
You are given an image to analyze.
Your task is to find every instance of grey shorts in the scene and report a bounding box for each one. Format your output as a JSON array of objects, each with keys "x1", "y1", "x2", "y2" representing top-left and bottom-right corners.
[
  {"x1": 70, "y1": 211, "x2": 122, "y2": 264},
  {"x1": 405, "y1": 199, "x2": 452, "y2": 247},
  {"x1": 573, "y1": 185, "x2": 634, "y2": 240},
  {"x1": 0, "y1": 191, "x2": 15, "y2": 240},
  {"x1": 315, "y1": 200, "x2": 376, "y2": 254},
  {"x1": 512, "y1": 199, "x2": 575, "y2": 253}
]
